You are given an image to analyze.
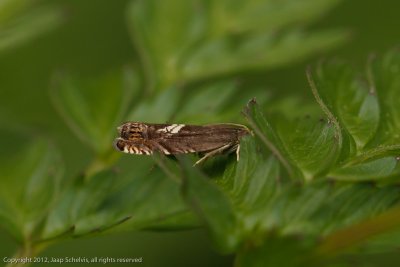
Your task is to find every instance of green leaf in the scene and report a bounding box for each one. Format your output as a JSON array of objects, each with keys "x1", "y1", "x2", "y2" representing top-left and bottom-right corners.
[
  {"x1": 42, "y1": 156, "x2": 191, "y2": 240},
  {"x1": 242, "y1": 99, "x2": 301, "y2": 179},
  {"x1": 127, "y1": 80, "x2": 246, "y2": 124},
  {"x1": 306, "y1": 52, "x2": 400, "y2": 182},
  {"x1": 127, "y1": 0, "x2": 347, "y2": 90},
  {"x1": 276, "y1": 116, "x2": 340, "y2": 181},
  {"x1": 42, "y1": 170, "x2": 119, "y2": 239},
  {"x1": 170, "y1": 132, "x2": 400, "y2": 265},
  {"x1": 182, "y1": 29, "x2": 347, "y2": 82},
  {"x1": 218, "y1": 137, "x2": 281, "y2": 234},
  {"x1": 367, "y1": 50, "x2": 400, "y2": 146},
  {"x1": 105, "y1": 160, "x2": 191, "y2": 233},
  {"x1": 127, "y1": 86, "x2": 181, "y2": 123},
  {"x1": 227, "y1": 98, "x2": 400, "y2": 264},
  {"x1": 207, "y1": 0, "x2": 340, "y2": 34},
  {"x1": 307, "y1": 66, "x2": 349, "y2": 162},
  {"x1": 0, "y1": 130, "x2": 63, "y2": 242},
  {"x1": 174, "y1": 81, "x2": 239, "y2": 123},
  {"x1": 127, "y1": 0, "x2": 206, "y2": 89},
  {"x1": 50, "y1": 68, "x2": 139, "y2": 155},
  {"x1": 311, "y1": 62, "x2": 380, "y2": 150},
  {"x1": 330, "y1": 157, "x2": 400, "y2": 181},
  {"x1": 179, "y1": 156, "x2": 241, "y2": 253},
  {"x1": 0, "y1": 4, "x2": 65, "y2": 53}
]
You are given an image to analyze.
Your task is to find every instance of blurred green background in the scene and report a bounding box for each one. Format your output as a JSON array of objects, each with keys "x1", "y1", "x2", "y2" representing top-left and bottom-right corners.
[{"x1": 0, "y1": 0, "x2": 399, "y2": 266}]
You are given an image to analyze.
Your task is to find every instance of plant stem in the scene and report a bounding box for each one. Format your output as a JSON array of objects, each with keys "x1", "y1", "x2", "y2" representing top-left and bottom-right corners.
[{"x1": 316, "y1": 205, "x2": 400, "y2": 256}]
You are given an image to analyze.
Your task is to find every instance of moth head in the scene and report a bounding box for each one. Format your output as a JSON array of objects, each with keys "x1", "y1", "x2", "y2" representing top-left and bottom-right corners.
[{"x1": 117, "y1": 122, "x2": 148, "y2": 140}]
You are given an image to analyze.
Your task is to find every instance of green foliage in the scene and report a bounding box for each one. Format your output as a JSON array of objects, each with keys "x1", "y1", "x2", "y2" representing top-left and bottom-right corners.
[
  {"x1": 127, "y1": 0, "x2": 347, "y2": 91},
  {"x1": 50, "y1": 68, "x2": 139, "y2": 156},
  {"x1": 307, "y1": 52, "x2": 400, "y2": 181},
  {"x1": 2, "y1": 0, "x2": 400, "y2": 267},
  {"x1": 0, "y1": 131, "x2": 63, "y2": 243},
  {"x1": 0, "y1": 0, "x2": 64, "y2": 54}
]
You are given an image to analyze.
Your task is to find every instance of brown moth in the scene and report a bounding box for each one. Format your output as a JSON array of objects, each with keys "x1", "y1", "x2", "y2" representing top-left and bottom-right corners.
[{"x1": 114, "y1": 122, "x2": 250, "y2": 165}]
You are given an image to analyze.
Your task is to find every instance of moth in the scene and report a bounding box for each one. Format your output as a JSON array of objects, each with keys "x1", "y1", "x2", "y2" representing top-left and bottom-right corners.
[{"x1": 114, "y1": 122, "x2": 250, "y2": 165}]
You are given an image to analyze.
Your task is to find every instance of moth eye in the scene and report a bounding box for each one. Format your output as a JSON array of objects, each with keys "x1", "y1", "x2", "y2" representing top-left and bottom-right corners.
[{"x1": 114, "y1": 139, "x2": 126, "y2": 151}]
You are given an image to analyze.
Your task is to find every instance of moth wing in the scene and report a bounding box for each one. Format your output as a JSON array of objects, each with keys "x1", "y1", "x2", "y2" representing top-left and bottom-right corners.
[{"x1": 154, "y1": 124, "x2": 245, "y2": 154}]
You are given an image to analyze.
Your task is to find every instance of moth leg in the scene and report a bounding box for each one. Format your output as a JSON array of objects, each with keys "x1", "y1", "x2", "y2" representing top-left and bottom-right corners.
[
  {"x1": 194, "y1": 144, "x2": 232, "y2": 166},
  {"x1": 224, "y1": 143, "x2": 240, "y2": 161}
]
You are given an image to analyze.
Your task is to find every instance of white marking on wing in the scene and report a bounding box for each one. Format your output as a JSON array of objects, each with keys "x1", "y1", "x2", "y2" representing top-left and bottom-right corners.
[
  {"x1": 157, "y1": 124, "x2": 176, "y2": 133},
  {"x1": 166, "y1": 124, "x2": 177, "y2": 132},
  {"x1": 157, "y1": 127, "x2": 167, "y2": 133},
  {"x1": 156, "y1": 124, "x2": 185, "y2": 134},
  {"x1": 123, "y1": 146, "x2": 129, "y2": 153},
  {"x1": 170, "y1": 124, "x2": 185, "y2": 133}
]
